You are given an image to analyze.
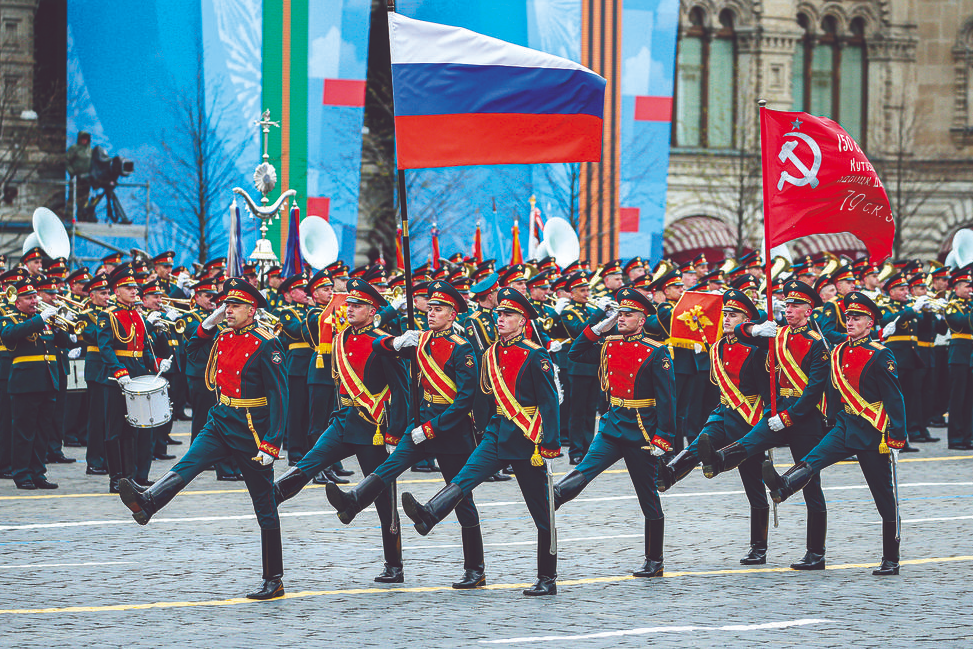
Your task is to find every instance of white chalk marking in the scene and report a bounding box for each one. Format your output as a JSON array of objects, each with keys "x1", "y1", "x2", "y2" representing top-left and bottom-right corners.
[{"x1": 0, "y1": 560, "x2": 135, "y2": 570}]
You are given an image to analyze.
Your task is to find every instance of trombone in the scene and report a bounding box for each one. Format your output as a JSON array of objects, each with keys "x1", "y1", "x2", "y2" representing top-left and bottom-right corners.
[
  {"x1": 49, "y1": 306, "x2": 86, "y2": 335},
  {"x1": 255, "y1": 309, "x2": 283, "y2": 336},
  {"x1": 160, "y1": 296, "x2": 195, "y2": 313}
]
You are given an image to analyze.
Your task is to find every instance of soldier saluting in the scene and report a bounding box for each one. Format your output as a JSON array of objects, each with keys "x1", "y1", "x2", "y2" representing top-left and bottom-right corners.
[
  {"x1": 327, "y1": 280, "x2": 487, "y2": 589},
  {"x1": 763, "y1": 292, "x2": 907, "y2": 576},
  {"x1": 553, "y1": 287, "x2": 675, "y2": 578},
  {"x1": 401, "y1": 287, "x2": 561, "y2": 596},
  {"x1": 118, "y1": 278, "x2": 289, "y2": 599}
]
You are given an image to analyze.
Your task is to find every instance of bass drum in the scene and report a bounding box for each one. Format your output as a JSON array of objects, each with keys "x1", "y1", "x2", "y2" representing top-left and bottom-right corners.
[{"x1": 121, "y1": 375, "x2": 172, "y2": 428}]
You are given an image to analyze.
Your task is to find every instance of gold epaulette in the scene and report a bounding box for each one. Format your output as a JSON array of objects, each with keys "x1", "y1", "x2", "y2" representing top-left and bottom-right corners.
[
  {"x1": 523, "y1": 339, "x2": 541, "y2": 350},
  {"x1": 374, "y1": 327, "x2": 388, "y2": 336},
  {"x1": 604, "y1": 334, "x2": 622, "y2": 342},
  {"x1": 641, "y1": 335, "x2": 663, "y2": 347},
  {"x1": 252, "y1": 326, "x2": 275, "y2": 340},
  {"x1": 808, "y1": 330, "x2": 822, "y2": 340},
  {"x1": 450, "y1": 333, "x2": 469, "y2": 345},
  {"x1": 869, "y1": 341, "x2": 886, "y2": 350}
]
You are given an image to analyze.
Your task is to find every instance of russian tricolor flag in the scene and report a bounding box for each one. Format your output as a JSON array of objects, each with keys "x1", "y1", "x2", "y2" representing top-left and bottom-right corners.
[{"x1": 389, "y1": 13, "x2": 606, "y2": 170}]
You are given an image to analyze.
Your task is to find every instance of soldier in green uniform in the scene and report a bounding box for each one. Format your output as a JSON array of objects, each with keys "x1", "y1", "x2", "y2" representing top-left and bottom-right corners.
[
  {"x1": 119, "y1": 279, "x2": 289, "y2": 599},
  {"x1": 278, "y1": 274, "x2": 314, "y2": 464},
  {"x1": 559, "y1": 271, "x2": 598, "y2": 464},
  {"x1": 813, "y1": 265, "x2": 857, "y2": 346},
  {"x1": 908, "y1": 272, "x2": 943, "y2": 443},
  {"x1": 141, "y1": 280, "x2": 180, "y2": 463},
  {"x1": 77, "y1": 274, "x2": 112, "y2": 477},
  {"x1": 878, "y1": 272, "x2": 922, "y2": 454},
  {"x1": 263, "y1": 266, "x2": 285, "y2": 312},
  {"x1": 0, "y1": 268, "x2": 26, "y2": 479},
  {"x1": 151, "y1": 252, "x2": 175, "y2": 295},
  {"x1": 945, "y1": 265, "x2": 973, "y2": 449},
  {"x1": 2, "y1": 277, "x2": 76, "y2": 489}
]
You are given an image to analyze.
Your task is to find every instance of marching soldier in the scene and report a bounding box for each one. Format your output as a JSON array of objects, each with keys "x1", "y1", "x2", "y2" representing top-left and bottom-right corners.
[
  {"x1": 98, "y1": 265, "x2": 166, "y2": 492},
  {"x1": 944, "y1": 266, "x2": 973, "y2": 450},
  {"x1": 61, "y1": 268, "x2": 92, "y2": 449},
  {"x1": 879, "y1": 272, "x2": 925, "y2": 453},
  {"x1": 658, "y1": 289, "x2": 773, "y2": 564},
  {"x1": 763, "y1": 292, "x2": 907, "y2": 576},
  {"x1": 401, "y1": 287, "x2": 561, "y2": 596},
  {"x1": 1, "y1": 277, "x2": 75, "y2": 489},
  {"x1": 278, "y1": 274, "x2": 314, "y2": 464},
  {"x1": 303, "y1": 269, "x2": 349, "y2": 484},
  {"x1": 696, "y1": 281, "x2": 830, "y2": 569},
  {"x1": 554, "y1": 287, "x2": 674, "y2": 577},
  {"x1": 273, "y1": 278, "x2": 409, "y2": 584},
  {"x1": 78, "y1": 274, "x2": 112, "y2": 476},
  {"x1": 34, "y1": 275, "x2": 76, "y2": 466},
  {"x1": 118, "y1": 279, "x2": 289, "y2": 599},
  {"x1": 327, "y1": 281, "x2": 488, "y2": 589},
  {"x1": 559, "y1": 271, "x2": 598, "y2": 464},
  {"x1": 813, "y1": 265, "x2": 856, "y2": 345}
]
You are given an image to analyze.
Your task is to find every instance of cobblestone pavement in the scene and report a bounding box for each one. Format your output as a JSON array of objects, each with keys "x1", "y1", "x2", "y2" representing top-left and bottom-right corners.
[{"x1": 1, "y1": 421, "x2": 972, "y2": 648}]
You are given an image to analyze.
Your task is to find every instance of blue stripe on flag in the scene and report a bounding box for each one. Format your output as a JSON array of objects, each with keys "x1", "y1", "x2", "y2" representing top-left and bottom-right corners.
[{"x1": 391, "y1": 63, "x2": 605, "y2": 118}]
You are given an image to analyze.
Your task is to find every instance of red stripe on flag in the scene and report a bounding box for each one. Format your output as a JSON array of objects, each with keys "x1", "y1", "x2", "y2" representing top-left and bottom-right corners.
[
  {"x1": 323, "y1": 79, "x2": 366, "y2": 107},
  {"x1": 306, "y1": 197, "x2": 330, "y2": 220},
  {"x1": 394, "y1": 113, "x2": 603, "y2": 169},
  {"x1": 634, "y1": 96, "x2": 672, "y2": 122},
  {"x1": 620, "y1": 207, "x2": 640, "y2": 232}
]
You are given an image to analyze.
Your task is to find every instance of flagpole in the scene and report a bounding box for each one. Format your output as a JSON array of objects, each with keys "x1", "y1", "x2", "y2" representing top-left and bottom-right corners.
[{"x1": 758, "y1": 98, "x2": 777, "y2": 418}]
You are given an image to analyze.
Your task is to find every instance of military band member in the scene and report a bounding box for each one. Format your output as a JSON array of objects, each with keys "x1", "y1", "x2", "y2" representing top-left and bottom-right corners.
[
  {"x1": 99, "y1": 265, "x2": 165, "y2": 492},
  {"x1": 32, "y1": 275, "x2": 76, "y2": 466},
  {"x1": 21, "y1": 246, "x2": 45, "y2": 276},
  {"x1": 554, "y1": 288, "x2": 674, "y2": 577},
  {"x1": 763, "y1": 292, "x2": 907, "y2": 576},
  {"x1": 944, "y1": 266, "x2": 973, "y2": 449},
  {"x1": 151, "y1": 251, "x2": 175, "y2": 295},
  {"x1": 119, "y1": 279, "x2": 289, "y2": 599},
  {"x1": 813, "y1": 265, "x2": 856, "y2": 345},
  {"x1": 908, "y1": 273, "x2": 942, "y2": 443},
  {"x1": 0, "y1": 268, "x2": 26, "y2": 479},
  {"x1": 928, "y1": 265, "x2": 952, "y2": 428},
  {"x1": 278, "y1": 274, "x2": 314, "y2": 464},
  {"x1": 624, "y1": 257, "x2": 646, "y2": 285},
  {"x1": 141, "y1": 280, "x2": 180, "y2": 464},
  {"x1": 879, "y1": 272, "x2": 925, "y2": 453},
  {"x1": 697, "y1": 281, "x2": 830, "y2": 569},
  {"x1": 401, "y1": 287, "x2": 561, "y2": 596},
  {"x1": 658, "y1": 289, "x2": 773, "y2": 564},
  {"x1": 560, "y1": 271, "x2": 598, "y2": 464},
  {"x1": 273, "y1": 278, "x2": 409, "y2": 583},
  {"x1": 328, "y1": 281, "x2": 487, "y2": 589},
  {"x1": 1, "y1": 277, "x2": 75, "y2": 489},
  {"x1": 62, "y1": 268, "x2": 93, "y2": 450}
]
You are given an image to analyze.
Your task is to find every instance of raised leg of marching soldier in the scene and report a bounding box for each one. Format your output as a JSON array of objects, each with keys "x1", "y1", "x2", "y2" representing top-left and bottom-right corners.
[
  {"x1": 276, "y1": 435, "x2": 403, "y2": 582},
  {"x1": 329, "y1": 440, "x2": 484, "y2": 588}
]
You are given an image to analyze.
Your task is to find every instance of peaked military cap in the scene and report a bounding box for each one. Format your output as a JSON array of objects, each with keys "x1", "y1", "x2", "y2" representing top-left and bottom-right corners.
[
  {"x1": 722, "y1": 288, "x2": 760, "y2": 319},
  {"x1": 783, "y1": 279, "x2": 823, "y2": 308},
  {"x1": 345, "y1": 277, "x2": 388, "y2": 309},
  {"x1": 495, "y1": 286, "x2": 538, "y2": 320},
  {"x1": 222, "y1": 277, "x2": 269, "y2": 310},
  {"x1": 614, "y1": 287, "x2": 655, "y2": 316},
  {"x1": 427, "y1": 280, "x2": 468, "y2": 313},
  {"x1": 844, "y1": 291, "x2": 880, "y2": 321}
]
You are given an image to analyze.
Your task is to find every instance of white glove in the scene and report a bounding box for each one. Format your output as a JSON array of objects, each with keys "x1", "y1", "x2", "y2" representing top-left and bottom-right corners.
[
  {"x1": 202, "y1": 304, "x2": 226, "y2": 329},
  {"x1": 693, "y1": 343, "x2": 703, "y2": 354},
  {"x1": 554, "y1": 297, "x2": 570, "y2": 314},
  {"x1": 146, "y1": 311, "x2": 163, "y2": 324},
  {"x1": 751, "y1": 320, "x2": 778, "y2": 338},
  {"x1": 392, "y1": 329, "x2": 421, "y2": 350},
  {"x1": 255, "y1": 451, "x2": 275, "y2": 466},
  {"x1": 882, "y1": 319, "x2": 897, "y2": 338},
  {"x1": 390, "y1": 296, "x2": 407, "y2": 312},
  {"x1": 176, "y1": 272, "x2": 191, "y2": 289},
  {"x1": 39, "y1": 306, "x2": 58, "y2": 322},
  {"x1": 68, "y1": 347, "x2": 82, "y2": 359},
  {"x1": 165, "y1": 308, "x2": 181, "y2": 321},
  {"x1": 591, "y1": 311, "x2": 618, "y2": 335},
  {"x1": 385, "y1": 443, "x2": 396, "y2": 454},
  {"x1": 117, "y1": 375, "x2": 133, "y2": 387},
  {"x1": 64, "y1": 310, "x2": 77, "y2": 322},
  {"x1": 649, "y1": 443, "x2": 666, "y2": 457},
  {"x1": 158, "y1": 358, "x2": 172, "y2": 373},
  {"x1": 594, "y1": 295, "x2": 614, "y2": 312},
  {"x1": 912, "y1": 295, "x2": 929, "y2": 311},
  {"x1": 768, "y1": 414, "x2": 785, "y2": 432},
  {"x1": 547, "y1": 339, "x2": 563, "y2": 353},
  {"x1": 69, "y1": 334, "x2": 77, "y2": 344},
  {"x1": 411, "y1": 426, "x2": 427, "y2": 445}
]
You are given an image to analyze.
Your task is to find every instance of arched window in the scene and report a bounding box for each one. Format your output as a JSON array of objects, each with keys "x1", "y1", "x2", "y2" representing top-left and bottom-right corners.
[
  {"x1": 673, "y1": 7, "x2": 738, "y2": 148},
  {"x1": 792, "y1": 14, "x2": 867, "y2": 142}
]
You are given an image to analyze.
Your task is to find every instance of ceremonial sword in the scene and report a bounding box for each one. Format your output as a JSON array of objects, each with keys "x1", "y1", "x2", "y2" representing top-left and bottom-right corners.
[
  {"x1": 890, "y1": 448, "x2": 901, "y2": 542},
  {"x1": 546, "y1": 458, "x2": 557, "y2": 555}
]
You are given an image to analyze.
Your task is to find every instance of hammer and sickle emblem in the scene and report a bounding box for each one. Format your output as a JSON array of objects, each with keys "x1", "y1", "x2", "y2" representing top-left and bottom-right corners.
[{"x1": 776, "y1": 131, "x2": 822, "y2": 191}]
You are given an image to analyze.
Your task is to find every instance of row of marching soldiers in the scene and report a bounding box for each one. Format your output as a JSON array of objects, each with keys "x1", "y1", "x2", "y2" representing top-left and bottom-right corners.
[{"x1": 114, "y1": 247, "x2": 947, "y2": 601}]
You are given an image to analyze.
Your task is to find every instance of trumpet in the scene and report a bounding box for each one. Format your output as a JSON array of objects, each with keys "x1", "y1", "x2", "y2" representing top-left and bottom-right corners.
[
  {"x1": 255, "y1": 309, "x2": 283, "y2": 336},
  {"x1": 53, "y1": 295, "x2": 87, "y2": 313},
  {"x1": 160, "y1": 297, "x2": 194, "y2": 313},
  {"x1": 49, "y1": 308, "x2": 86, "y2": 335},
  {"x1": 153, "y1": 318, "x2": 187, "y2": 334}
]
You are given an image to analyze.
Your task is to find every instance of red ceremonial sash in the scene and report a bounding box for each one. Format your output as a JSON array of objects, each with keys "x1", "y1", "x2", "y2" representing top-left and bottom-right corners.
[
  {"x1": 416, "y1": 331, "x2": 457, "y2": 403},
  {"x1": 830, "y1": 342, "x2": 889, "y2": 433},
  {"x1": 333, "y1": 330, "x2": 389, "y2": 425},
  {"x1": 485, "y1": 342, "x2": 542, "y2": 444},
  {"x1": 710, "y1": 340, "x2": 763, "y2": 426}
]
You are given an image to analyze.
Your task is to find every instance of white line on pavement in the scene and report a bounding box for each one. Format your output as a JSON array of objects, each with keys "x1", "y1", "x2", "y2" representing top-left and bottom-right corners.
[
  {"x1": 0, "y1": 561, "x2": 135, "y2": 570},
  {"x1": 478, "y1": 618, "x2": 833, "y2": 643},
  {"x1": 864, "y1": 514, "x2": 973, "y2": 525},
  {"x1": 1, "y1": 481, "x2": 969, "y2": 531}
]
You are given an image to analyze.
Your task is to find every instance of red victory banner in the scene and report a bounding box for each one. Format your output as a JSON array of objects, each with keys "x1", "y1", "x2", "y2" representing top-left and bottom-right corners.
[
  {"x1": 669, "y1": 291, "x2": 724, "y2": 351},
  {"x1": 760, "y1": 108, "x2": 894, "y2": 264}
]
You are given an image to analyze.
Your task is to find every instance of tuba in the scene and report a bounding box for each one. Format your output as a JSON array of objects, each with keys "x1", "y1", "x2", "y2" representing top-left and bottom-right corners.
[
  {"x1": 299, "y1": 215, "x2": 339, "y2": 270},
  {"x1": 24, "y1": 207, "x2": 70, "y2": 259},
  {"x1": 539, "y1": 217, "x2": 580, "y2": 268}
]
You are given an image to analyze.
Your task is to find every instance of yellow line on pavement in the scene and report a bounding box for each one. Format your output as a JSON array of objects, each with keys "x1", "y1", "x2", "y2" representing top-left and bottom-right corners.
[
  {"x1": 2, "y1": 555, "x2": 970, "y2": 615},
  {"x1": 2, "y1": 456, "x2": 972, "y2": 502}
]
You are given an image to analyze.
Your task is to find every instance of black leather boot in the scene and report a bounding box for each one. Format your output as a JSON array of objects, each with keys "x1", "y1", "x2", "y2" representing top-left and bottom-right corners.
[
  {"x1": 452, "y1": 524, "x2": 486, "y2": 589},
  {"x1": 657, "y1": 450, "x2": 698, "y2": 492},
  {"x1": 106, "y1": 439, "x2": 124, "y2": 494},
  {"x1": 401, "y1": 483, "x2": 464, "y2": 536},
  {"x1": 553, "y1": 469, "x2": 587, "y2": 510},
  {"x1": 524, "y1": 530, "x2": 557, "y2": 595},
  {"x1": 700, "y1": 438, "x2": 748, "y2": 479},
  {"x1": 326, "y1": 473, "x2": 387, "y2": 524},
  {"x1": 763, "y1": 460, "x2": 814, "y2": 504},
  {"x1": 633, "y1": 518, "x2": 664, "y2": 577},
  {"x1": 374, "y1": 563, "x2": 404, "y2": 583},
  {"x1": 872, "y1": 520, "x2": 900, "y2": 576},
  {"x1": 791, "y1": 510, "x2": 827, "y2": 570},
  {"x1": 118, "y1": 471, "x2": 185, "y2": 525},
  {"x1": 247, "y1": 527, "x2": 285, "y2": 599},
  {"x1": 741, "y1": 507, "x2": 769, "y2": 565},
  {"x1": 274, "y1": 466, "x2": 311, "y2": 505}
]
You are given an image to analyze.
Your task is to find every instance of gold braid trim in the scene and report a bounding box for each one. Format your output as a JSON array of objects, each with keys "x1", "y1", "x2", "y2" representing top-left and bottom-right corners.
[
  {"x1": 109, "y1": 310, "x2": 136, "y2": 345},
  {"x1": 479, "y1": 346, "x2": 495, "y2": 395},
  {"x1": 203, "y1": 331, "x2": 227, "y2": 392},
  {"x1": 598, "y1": 342, "x2": 610, "y2": 392}
]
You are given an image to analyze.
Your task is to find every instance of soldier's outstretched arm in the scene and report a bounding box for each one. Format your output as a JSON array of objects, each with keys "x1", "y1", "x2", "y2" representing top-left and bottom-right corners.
[
  {"x1": 876, "y1": 348, "x2": 907, "y2": 447},
  {"x1": 258, "y1": 336, "x2": 289, "y2": 456},
  {"x1": 653, "y1": 346, "x2": 676, "y2": 441}
]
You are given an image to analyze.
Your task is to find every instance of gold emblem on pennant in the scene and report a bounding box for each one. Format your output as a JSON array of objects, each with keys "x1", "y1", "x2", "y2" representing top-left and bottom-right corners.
[{"x1": 676, "y1": 304, "x2": 714, "y2": 333}]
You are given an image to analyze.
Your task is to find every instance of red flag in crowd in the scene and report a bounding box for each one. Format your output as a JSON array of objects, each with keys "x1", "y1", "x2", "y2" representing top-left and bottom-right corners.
[
  {"x1": 510, "y1": 220, "x2": 523, "y2": 265},
  {"x1": 760, "y1": 108, "x2": 894, "y2": 264},
  {"x1": 395, "y1": 225, "x2": 405, "y2": 271},
  {"x1": 431, "y1": 223, "x2": 441, "y2": 269},
  {"x1": 473, "y1": 220, "x2": 483, "y2": 263}
]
